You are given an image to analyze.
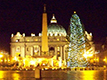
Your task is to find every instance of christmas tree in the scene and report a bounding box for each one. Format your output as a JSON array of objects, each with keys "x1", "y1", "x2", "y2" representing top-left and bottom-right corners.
[{"x1": 67, "y1": 11, "x2": 88, "y2": 67}]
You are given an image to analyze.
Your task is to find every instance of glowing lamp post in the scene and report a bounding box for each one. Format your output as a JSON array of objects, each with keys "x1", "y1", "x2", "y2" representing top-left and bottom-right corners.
[
  {"x1": 0, "y1": 54, "x2": 3, "y2": 63},
  {"x1": 103, "y1": 57, "x2": 107, "y2": 63},
  {"x1": 93, "y1": 57, "x2": 99, "y2": 67},
  {"x1": 103, "y1": 57, "x2": 107, "y2": 68}
]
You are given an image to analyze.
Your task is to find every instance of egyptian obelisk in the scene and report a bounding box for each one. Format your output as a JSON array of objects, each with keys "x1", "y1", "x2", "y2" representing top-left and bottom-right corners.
[{"x1": 41, "y1": 5, "x2": 48, "y2": 55}]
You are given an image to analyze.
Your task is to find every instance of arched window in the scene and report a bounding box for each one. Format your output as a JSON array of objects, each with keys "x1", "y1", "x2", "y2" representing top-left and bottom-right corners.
[{"x1": 49, "y1": 47, "x2": 54, "y2": 51}]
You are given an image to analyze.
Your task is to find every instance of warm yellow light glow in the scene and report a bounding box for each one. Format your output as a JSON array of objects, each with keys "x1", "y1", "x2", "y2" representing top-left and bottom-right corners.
[
  {"x1": 8, "y1": 59, "x2": 10, "y2": 62},
  {"x1": 50, "y1": 14, "x2": 57, "y2": 23},
  {"x1": 5, "y1": 59, "x2": 7, "y2": 62},
  {"x1": 59, "y1": 57, "x2": 62, "y2": 67},
  {"x1": 38, "y1": 59, "x2": 42, "y2": 63},
  {"x1": 27, "y1": 40, "x2": 29, "y2": 41},
  {"x1": 74, "y1": 11, "x2": 76, "y2": 14},
  {"x1": 52, "y1": 68, "x2": 54, "y2": 70},
  {"x1": 16, "y1": 52, "x2": 20, "y2": 56},
  {"x1": 35, "y1": 39, "x2": 38, "y2": 41},
  {"x1": 96, "y1": 58, "x2": 99, "y2": 62},
  {"x1": 103, "y1": 57, "x2": 107, "y2": 62},
  {"x1": 12, "y1": 73, "x2": 20, "y2": 80},
  {"x1": 82, "y1": 71, "x2": 95, "y2": 80},
  {"x1": 0, "y1": 60, "x2": 3, "y2": 62},
  {"x1": 31, "y1": 33, "x2": 35, "y2": 36},
  {"x1": 0, "y1": 71, "x2": 5, "y2": 78},
  {"x1": 16, "y1": 32, "x2": 22, "y2": 37},
  {"x1": 57, "y1": 39, "x2": 59, "y2": 41},
  {"x1": 83, "y1": 53, "x2": 93, "y2": 58},
  {"x1": 90, "y1": 59, "x2": 93, "y2": 63},
  {"x1": 0, "y1": 55, "x2": 3, "y2": 58},
  {"x1": 13, "y1": 56, "x2": 18, "y2": 61},
  {"x1": 103, "y1": 59, "x2": 106, "y2": 61},
  {"x1": 104, "y1": 65, "x2": 106, "y2": 68},
  {"x1": 45, "y1": 68, "x2": 48, "y2": 70},
  {"x1": 42, "y1": 68, "x2": 44, "y2": 70},
  {"x1": 30, "y1": 61, "x2": 35, "y2": 65},
  {"x1": 94, "y1": 57, "x2": 99, "y2": 62}
]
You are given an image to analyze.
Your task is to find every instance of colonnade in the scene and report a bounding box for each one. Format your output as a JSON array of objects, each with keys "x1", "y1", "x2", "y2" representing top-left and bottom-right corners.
[{"x1": 11, "y1": 45, "x2": 67, "y2": 65}]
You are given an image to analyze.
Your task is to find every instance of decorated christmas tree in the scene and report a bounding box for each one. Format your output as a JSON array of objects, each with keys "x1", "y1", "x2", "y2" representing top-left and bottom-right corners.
[{"x1": 67, "y1": 11, "x2": 88, "y2": 67}]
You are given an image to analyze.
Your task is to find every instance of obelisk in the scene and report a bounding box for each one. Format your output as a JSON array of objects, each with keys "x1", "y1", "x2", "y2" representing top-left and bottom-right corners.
[{"x1": 41, "y1": 5, "x2": 48, "y2": 55}]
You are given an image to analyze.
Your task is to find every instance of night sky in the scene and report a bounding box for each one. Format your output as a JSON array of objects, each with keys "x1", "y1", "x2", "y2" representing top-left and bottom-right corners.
[{"x1": 0, "y1": 0, "x2": 107, "y2": 52}]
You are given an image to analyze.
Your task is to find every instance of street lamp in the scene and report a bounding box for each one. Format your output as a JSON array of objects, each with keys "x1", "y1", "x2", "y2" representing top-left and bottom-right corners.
[
  {"x1": 103, "y1": 57, "x2": 107, "y2": 68},
  {"x1": 103, "y1": 57, "x2": 106, "y2": 63},
  {"x1": 0, "y1": 54, "x2": 3, "y2": 63},
  {"x1": 93, "y1": 57, "x2": 99, "y2": 67}
]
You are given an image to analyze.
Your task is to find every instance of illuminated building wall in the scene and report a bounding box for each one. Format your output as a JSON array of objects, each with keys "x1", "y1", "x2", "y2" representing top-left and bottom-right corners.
[
  {"x1": 10, "y1": 8, "x2": 95, "y2": 67},
  {"x1": 10, "y1": 13, "x2": 68, "y2": 63}
]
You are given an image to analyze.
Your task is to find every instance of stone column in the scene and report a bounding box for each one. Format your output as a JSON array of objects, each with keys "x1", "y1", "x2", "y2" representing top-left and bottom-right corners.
[
  {"x1": 51, "y1": 58, "x2": 53, "y2": 67},
  {"x1": 62, "y1": 46, "x2": 64, "y2": 60},
  {"x1": 63, "y1": 46, "x2": 66, "y2": 65},
  {"x1": 60, "y1": 46, "x2": 62, "y2": 59},
  {"x1": 39, "y1": 46, "x2": 40, "y2": 56},
  {"x1": 31, "y1": 46, "x2": 33, "y2": 56},
  {"x1": 55, "y1": 47, "x2": 57, "y2": 59},
  {"x1": 39, "y1": 46, "x2": 41, "y2": 56},
  {"x1": 21, "y1": 46, "x2": 25, "y2": 57},
  {"x1": 11, "y1": 46, "x2": 15, "y2": 57},
  {"x1": 24, "y1": 44, "x2": 26, "y2": 57},
  {"x1": 60, "y1": 46, "x2": 62, "y2": 67}
]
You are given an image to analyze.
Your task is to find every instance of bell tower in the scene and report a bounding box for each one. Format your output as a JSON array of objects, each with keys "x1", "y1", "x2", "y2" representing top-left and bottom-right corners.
[{"x1": 41, "y1": 4, "x2": 48, "y2": 55}]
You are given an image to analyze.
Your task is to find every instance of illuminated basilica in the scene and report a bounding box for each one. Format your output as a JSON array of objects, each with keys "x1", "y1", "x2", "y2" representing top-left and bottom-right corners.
[{"x1": 10, "y1": 6, "x2": 94, "y2": 67}]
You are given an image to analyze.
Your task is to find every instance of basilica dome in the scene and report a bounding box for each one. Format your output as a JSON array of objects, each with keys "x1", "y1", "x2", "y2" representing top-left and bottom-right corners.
[{"x1": 48, "y1": 14, "x2": 67, "y2": 36}]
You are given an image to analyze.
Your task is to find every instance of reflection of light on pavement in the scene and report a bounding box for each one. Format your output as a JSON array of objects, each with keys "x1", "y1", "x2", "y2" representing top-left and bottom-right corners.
[
  {"x1": 82, "y1": 71, "x2": 95, "y2": 80},
  {"x1": 13, "y1": 78, "x2": 20, "y2": 80},
  {"x1": 104, "y1": 70, "x2": 106, "y2": 80},
  {"x1": 12, "y1": 72, "x2": 20, "y2": 80},
  {"x1": 0, "y1": 71, "x2": 5, "y2": 78}
]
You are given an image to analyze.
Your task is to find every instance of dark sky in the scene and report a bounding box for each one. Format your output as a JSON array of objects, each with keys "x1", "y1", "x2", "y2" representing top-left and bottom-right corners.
[{"x1": 0, "y1": 0, "x2": 107, "y2": 52}]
